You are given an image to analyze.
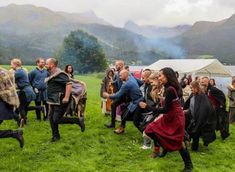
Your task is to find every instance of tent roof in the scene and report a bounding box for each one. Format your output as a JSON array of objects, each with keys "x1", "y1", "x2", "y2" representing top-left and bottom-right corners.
[{"x1": 146, "y1": 59, "x2": 232, "y2": 77}]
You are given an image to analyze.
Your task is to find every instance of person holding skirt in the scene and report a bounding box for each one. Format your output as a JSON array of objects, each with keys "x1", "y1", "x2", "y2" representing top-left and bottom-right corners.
[{"x1": 139, "y1": 67, "x2": 193, "y2": 172}]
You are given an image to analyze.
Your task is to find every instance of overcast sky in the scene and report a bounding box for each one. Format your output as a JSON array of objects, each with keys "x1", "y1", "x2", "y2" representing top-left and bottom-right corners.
[{"x1": 0, "y1": 0, "x2": 235, "y2": 27}]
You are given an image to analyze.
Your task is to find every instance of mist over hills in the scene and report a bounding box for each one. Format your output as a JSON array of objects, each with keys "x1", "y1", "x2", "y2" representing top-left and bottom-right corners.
[
  {"x1": 0, "y1": 4, "x2": 235, "y2": 65},
  {"x1": 124, "y1": 20, "x2": 191, "y2": 39},
  {"x1": 0, "y1": 4, "x2": 170, "y2": 64}
]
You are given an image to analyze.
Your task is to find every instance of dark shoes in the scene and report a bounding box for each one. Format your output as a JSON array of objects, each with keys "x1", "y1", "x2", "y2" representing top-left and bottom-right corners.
[
  {"x1": 12, "y1": 130, "x2": 24, "y2": 148},
  {"x1": 51, "y1": 136, "x2": 60, "y2": 142},
  {"x1": 158, "y1": 149, "x2": 168, "y2": 158},
  {"x1": 78, "y1": 117, "x2": 85, "y2": 132},
  {"x1": 150, "y1": 147, "x2": 167, "y2": 158},
  {"x1": 179, "y1": 148, "x2": 193, "y2": 172},
  {"x1": 221, "y1": 132, "x2": 230, "y2": 140},
  {"x1": 104, "y1": 124, "x2": 115, "y2": 128}
]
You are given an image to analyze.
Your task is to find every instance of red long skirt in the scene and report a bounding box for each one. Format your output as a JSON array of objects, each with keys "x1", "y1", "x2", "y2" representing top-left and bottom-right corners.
[{"x1": 144, "y1": 100, "x2": 185, "y2": 151}]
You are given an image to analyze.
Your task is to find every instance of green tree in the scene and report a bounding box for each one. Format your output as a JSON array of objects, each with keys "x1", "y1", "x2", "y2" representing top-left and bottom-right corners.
[{"x1": 57, "y1": 30, "x2": 108, "y2": 74}]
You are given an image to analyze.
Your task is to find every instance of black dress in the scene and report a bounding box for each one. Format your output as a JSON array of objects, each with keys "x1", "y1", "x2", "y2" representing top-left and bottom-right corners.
[{"x1": 184, "y1": 93, "x2": 217, "y2": 148}]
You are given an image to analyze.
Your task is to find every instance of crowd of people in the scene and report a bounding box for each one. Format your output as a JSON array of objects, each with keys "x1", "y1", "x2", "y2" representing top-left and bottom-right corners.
[
  {"x1": 0, "y1": 58, "x2": 85, "y2": 146},
  {"x1": 1, "y1": 57, "x2": 234, "y2": 171},
  {"x1": 101, "y1": 60, "x2": 233, "y2": 172}
]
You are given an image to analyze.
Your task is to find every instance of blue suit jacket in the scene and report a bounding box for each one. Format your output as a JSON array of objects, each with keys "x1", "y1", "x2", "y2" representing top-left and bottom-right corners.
[{"x1": 109, "y1": 76, "x2": 143, "y2": 112}]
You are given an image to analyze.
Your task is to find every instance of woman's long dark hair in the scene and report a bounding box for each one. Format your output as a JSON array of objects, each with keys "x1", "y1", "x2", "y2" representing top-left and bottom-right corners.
[
  {"x1": 65, "y1": 64, "x2": 74, "y2": 77},
  {"x1": 160, "y1": 67, "x2": 182, "y2": 97}
]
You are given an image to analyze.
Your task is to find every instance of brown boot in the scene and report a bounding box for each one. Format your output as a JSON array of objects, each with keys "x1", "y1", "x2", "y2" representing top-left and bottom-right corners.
[{"x1": 114, "y1": 126, "x2": 125, "y2": 134}]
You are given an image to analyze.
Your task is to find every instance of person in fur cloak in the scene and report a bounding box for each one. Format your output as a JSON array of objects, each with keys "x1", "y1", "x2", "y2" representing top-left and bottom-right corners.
[
  {"x1": 45, "y1": 58, "x2": 85, "y2": 142},
  {"x1": 0, "y1": 67, "x2": 24, "y2": 148}
]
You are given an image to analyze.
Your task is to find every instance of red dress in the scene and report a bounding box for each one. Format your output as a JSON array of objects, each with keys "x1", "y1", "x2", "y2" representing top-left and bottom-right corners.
[{"x1": 144, "y1": 86, "x2": 185, "y2": 151}]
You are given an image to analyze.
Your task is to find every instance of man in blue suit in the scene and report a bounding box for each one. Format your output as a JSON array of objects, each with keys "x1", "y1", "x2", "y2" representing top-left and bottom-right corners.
[{"x1": 103, "y1": 70, "x2": 143, "y2": 134}]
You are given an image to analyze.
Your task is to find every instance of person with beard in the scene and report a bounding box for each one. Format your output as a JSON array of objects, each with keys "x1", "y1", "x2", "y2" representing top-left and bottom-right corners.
[
  {"x1": 45, "y1": 58, "x2": 85, "y2": 142},
  {"x1": 227, "y1": 78, "x2": 235, "y2": 123},
  {"x1": 103, "y1": 70, "x2": 143, "y2": 134},
  {"x1": 184, "y1": 81, "x2": 216, "y2": 151},
  {"x1": 200, "y1": 76, "x2": 230, "y2": 140},
  {"x1": 0, "y1": 67, "x2": 24, "y2": 148},
  {"x1": 104, "y1": 60, "x2": 125, "y2": 128},
  {"x1": 28, "y1": 58, "x2": 49, "y2": 120},
  {"x1": 139, "y1": 67, "x2": 193, "y2": 172},
  {"x1": 11, "y1": 58, "x2": 36, "y2": 125}
]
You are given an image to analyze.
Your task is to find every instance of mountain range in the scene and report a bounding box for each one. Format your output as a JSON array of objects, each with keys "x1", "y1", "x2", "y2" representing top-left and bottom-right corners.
[
  {"x1": 0, "y1": 4, "x2": 169, "y2": 64},
  {"x1": 0, "y1": 4, "x2": 235, "y2": 65},
  {"x1": 179, "y1": 14, "x2": 235, "y2": 64}
]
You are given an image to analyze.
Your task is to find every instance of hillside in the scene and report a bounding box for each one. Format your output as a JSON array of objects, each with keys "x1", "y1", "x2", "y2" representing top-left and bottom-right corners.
[
  {"x1": 179, "y1": 14, "x2": 235, "y2": 64},
  {"x1": 0, "y1": 4, "x2": 167, "y2": 65},
  {"x1": 1, "y1": 4, "x2": 235, "y2": 65}
]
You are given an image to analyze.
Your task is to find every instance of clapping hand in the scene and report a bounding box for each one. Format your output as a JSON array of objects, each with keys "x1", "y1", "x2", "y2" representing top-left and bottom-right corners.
[{"x1": 103, "y1": 92, "x2": 109, "y2": 98}]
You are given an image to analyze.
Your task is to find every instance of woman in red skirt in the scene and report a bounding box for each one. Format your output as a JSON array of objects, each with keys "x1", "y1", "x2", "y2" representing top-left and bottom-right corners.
[{"x1": 139, "y1": 67, "x2": 193, "y2": 172}]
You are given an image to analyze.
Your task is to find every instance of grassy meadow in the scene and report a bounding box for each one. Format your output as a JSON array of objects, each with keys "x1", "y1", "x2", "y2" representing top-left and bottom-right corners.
[{"x1": 0, "y1": 66, "x2": 235, "y2": 172}]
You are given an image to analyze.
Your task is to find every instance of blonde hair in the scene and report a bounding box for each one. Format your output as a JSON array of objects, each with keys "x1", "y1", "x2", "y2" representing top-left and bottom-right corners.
[
  {"x1": 149, "y1": 71, "x2": 162, "y2": 102},
  {"x1": 149, "y1": 71, "x2": 159, "y2": 80},
  {"x1": 11, "y1": 58, "x2": 22, "y2": 67}
]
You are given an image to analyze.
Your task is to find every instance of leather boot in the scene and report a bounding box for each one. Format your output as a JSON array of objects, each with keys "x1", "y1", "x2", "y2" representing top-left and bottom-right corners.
[
  {"x1": 12, "y1": 130, "x2": 24, "y2": 148},
  {"x1": 179, "y1": 147, "x2": 193, "y2": 172}
]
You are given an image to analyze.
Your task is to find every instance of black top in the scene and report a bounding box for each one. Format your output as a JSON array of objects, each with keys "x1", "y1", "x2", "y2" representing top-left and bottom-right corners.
[
  {"x1": 147, "y1": 85, "x2": 177, "y2": 114},
  {"x1": 47, "y1": 72, "x2": 71, "y2": 105},
  {"x1": 207, "y1": 84, "x2": 226, "y2": 109},
  {"x1": 144, "y1": 83, "x2": 157, "y2": 107}
]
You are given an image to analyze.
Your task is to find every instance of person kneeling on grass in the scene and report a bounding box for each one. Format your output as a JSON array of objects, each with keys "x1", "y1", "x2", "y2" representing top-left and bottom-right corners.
[
  {"x1": 140, "y1": 67, "x2": 193, "y2": 172},
  {"x1": 45, "y1": 58, "x2": 85, "y2": 142},
  {"x1": 0, "y1": 67, "x2": 24, "y2": 148}
]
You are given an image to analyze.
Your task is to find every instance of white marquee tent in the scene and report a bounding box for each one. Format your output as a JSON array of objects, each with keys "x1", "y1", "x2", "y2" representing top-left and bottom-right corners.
[{"x1": 146, "y1": 59, "x2": 232, "y2": 77}]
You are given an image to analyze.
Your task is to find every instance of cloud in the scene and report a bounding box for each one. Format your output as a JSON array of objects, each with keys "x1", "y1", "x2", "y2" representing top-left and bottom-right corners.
[{"x1": 0, "y1": 0, "x2": 234, "y2": 27}]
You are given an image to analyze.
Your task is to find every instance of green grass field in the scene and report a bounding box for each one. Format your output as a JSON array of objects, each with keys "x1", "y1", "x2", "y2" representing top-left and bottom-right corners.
[{"x1": 0, "y1": 67, "x2": 235, "y2": 172}]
